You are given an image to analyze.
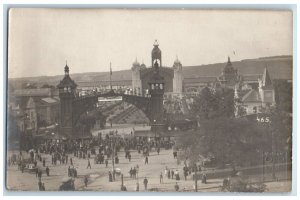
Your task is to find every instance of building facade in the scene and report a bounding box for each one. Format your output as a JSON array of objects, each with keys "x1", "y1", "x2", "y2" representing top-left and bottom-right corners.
[
  {"x1": 8, "y1": 88, "x2": 60, "y2": 135},
  {"x1": 131, "y1": 40, "x2": 183, "y2": 98}
]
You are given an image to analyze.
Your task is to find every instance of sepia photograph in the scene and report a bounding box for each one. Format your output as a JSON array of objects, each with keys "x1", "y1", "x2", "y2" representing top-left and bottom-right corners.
[{"x1": 5, "y1": 8, "x2": 293, "y2": 193}]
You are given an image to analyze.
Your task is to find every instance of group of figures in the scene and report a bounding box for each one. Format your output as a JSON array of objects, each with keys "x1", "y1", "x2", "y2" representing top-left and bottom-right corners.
[{"x1": 8, "y1": 132, "x2": 176, "y2": 191}]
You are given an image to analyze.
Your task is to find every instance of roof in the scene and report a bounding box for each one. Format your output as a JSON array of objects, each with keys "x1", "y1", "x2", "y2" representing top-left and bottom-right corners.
[
  {"x1": 132, "y1": 58, "x2": 140, "y2": 66},
  {"x1": 241, "y1": 89, "x2": 261, "y2": 103},
  {"x1": 261, "y1": 67, "x2": 273, "y2": 88},
  {"x1": 173, "y1": 56, "x2": 182, "y2": 65},
  {"x1": 40, "y1": 97, "x2": 59, "y2": 104},
  {"x1": 13, "y1": 88, "x2": 52, "y2": 97},
  {"x1": 242, "y1": 74, "x2": 262, "y2": 82},
  {"x1": 184, "y1": 77, "x2": 217, "y2": 84},
  {"x1": 239, "y1": 89, "x2": 251, "y2": 98},
  {"x1": 57, "y1": 75, "x2": 77, "y2": 88},
  {"x1": 77, "y1": 80, "x2": 132, "y2": 87}
]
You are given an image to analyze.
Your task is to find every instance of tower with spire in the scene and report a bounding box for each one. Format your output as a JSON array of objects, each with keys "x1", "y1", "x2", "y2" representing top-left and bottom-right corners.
[
  {"x1": 173, "y1": 56, "x2": 183, "y2": 96},
  {"x1": 57, "y1": 62, "x2": 77, "y2": 136},
  {"x1": 152, "y1": 40, "x2": 162, "y2": 67},
  {"x1": 218, "y1": 56, "x2": 240, "y2": 89},
  {"x1": 131, "y1": 58, "x2": 142, "y2": 96},
  {"x1": 131, "y1": 40, "x2": 183, "y2": 98},
  {"x1": 148, "y1": 59, "x2": 165, "y2": 133},
  {"x1": 258, "y1": 67, "x2": 275, "y2": 106}
]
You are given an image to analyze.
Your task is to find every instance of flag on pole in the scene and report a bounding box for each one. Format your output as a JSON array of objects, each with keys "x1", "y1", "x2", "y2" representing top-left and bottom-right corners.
[{"x1": 110, "y1": 62, "x2": 112, "y2": 75}]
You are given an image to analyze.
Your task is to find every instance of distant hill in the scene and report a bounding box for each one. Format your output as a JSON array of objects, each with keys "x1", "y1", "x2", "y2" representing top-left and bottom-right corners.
[
  {"x1": 183, "y1": 55, "x2": 292, "y2": 80},
  {"x1": 8, "y1": 55, "x2": 292, "y2": 89}
]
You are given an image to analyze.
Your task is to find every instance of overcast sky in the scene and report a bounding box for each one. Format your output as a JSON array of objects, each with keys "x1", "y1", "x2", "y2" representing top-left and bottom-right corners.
[{"x1": 8, "y1": 8, "x2": 293, "y2": 78}]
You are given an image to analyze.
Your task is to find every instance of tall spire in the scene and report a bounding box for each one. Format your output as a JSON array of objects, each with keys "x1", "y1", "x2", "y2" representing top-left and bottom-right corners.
[
  {"x1": 262, "y1": 67, "x2": 272, "y2": 87},
  {"x1": 64, "y1": 60, "x2": 69, "y2": 76}
]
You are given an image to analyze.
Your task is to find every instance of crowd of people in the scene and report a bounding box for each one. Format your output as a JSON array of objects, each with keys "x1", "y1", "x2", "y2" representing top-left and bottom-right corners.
[
  {"x1": 7, "y1": 131, "x2": 179, "y2": 191},
  {"x1": 8, "y1": 128, "x2": 216, "y2": 192}
]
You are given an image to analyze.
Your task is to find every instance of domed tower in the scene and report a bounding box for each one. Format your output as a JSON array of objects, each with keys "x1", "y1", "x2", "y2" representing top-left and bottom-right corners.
[
  {"x1": 173, "y1": 56, "x2": 183, "y2": 96},
  {"x1": 57, "y1": 63, "x2": 77, "y2": 136},
  {"x1": 152, "y1": 40, "x2": 162, "y2": 67},
  {"x1": 131, "y1": 58, "x2": 142, "y2": 96},
  {"x1": 140, "y1": 62, "x2": 146, "y2": 69},
  {"x1": 219, "y1": 57, "x2": 239, "y2": 88},
  {"x1": 148, "y1": 60, "x2": 165, "y2": 133}
]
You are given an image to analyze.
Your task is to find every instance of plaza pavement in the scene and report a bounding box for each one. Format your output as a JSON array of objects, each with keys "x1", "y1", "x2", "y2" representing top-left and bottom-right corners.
[{"x1": 6, "y1": 148, "x2": 291, "y2": 193}]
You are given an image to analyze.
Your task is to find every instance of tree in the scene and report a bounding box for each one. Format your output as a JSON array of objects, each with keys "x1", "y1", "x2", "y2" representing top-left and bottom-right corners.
[
  {"x1": 273, "y1": 80, "x2": 292, "y2": 113},
  {"x1": 190, "y1": 87, "x2": 235, "y2": 120},
  {"x1": 176, "y1": 116, "x2": 269, "y2": 168}
]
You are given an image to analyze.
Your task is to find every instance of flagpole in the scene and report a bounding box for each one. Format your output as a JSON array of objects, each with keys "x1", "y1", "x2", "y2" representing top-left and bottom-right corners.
[{"x1": 110, "y1": 62, "x2": 112, "y2": 91}]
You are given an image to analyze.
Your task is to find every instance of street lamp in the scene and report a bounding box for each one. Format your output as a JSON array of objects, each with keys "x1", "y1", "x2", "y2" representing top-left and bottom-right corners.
[
  {"x1": 153, "y1": 119, "x2": 156, "y2": 140},
  {"x1": 22, "y1": 113, "x2": 29, "y2": 150},
  {"x1": 271, "y1": 130, "x2": 276, "y2": 180},
  {"x1": 195, "y1": 170, "x2": 198, "y2": 192},
  {"x1": 111, "y1": 137, "x2": 116, "y2": 181}
]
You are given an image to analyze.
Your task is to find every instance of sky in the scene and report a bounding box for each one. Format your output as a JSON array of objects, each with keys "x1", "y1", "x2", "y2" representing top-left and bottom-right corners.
[{"x1": 8, "y1": 8, "x2": 293, "y2": 78}]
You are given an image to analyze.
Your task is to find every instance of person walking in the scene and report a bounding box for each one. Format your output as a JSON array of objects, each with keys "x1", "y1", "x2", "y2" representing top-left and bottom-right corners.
[
  {"x1": 87, "y1": 159, "x2": 91, "y2": 169},
  {"x1": 128, "y1": 153, "x2": 131, "y2": 162},
  {"x1": 145, "y1": 156, "x2": 148, "y2": 165},
  {"x1": 202, "y1": 173, "x2": 207, "y2": 184},
  {"x1": 160, "y1": 172, "x2": 163, "y2": 184},
  {"x1": 41, "y1": 183, "x2": 45, "y2": 191},
  {"x1": 46, "y1": 166, "x2": 50, "y2": 176},
  {"x1": 21, "y1": 164, "x2": 24, "y2": 173},
  {"x1": 174, "y1": 182, "x2": 179, "y2": 191},
  {"x1": 84, "y1": 176, "x2": 88, "y2": 187},
  {"x1": 175, "y1": 170, "x2": 180, "y2": 180},
  {"x1": 173, "y1": 151, "x2": 177, "y2": 159},
  {"x1": 38, "y1": 169, "x2": 42, "y2": 182},
  {"x1": 143, "y1": 177, "x2": 148, "y2": 190},
  {"x1": 38, "y1": 181, "x2": 42, "y2": 191},
  {"x1": 105, "y1": 159, "x2": 108, "y2": 168},
  {"x1": 129, "y1": 168, "x2": 133, "y2": 178},
  {"x1": 42, "y1": 159, "x2": 45, "y2": 167},
  {"x1": 108, "y1": 171, "x2": 113, "y2": 182},
  {"x1": 34, "y1": 160, "x2": 37, "y2": 167},
  {"x1": 68, "y1": 166, "x2": 71, "y2": 177},
  {"x1": 171, "y1": 169, "x2": 174, "y2": 179},
  {"x1": 70, "y1": 157, "x2": 73, "y2": 166}
]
